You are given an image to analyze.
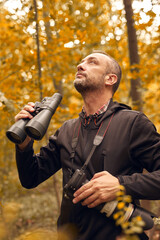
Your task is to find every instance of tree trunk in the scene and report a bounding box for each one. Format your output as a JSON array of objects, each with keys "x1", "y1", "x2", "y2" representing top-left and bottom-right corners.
[
  {"x1": 123, "y1": 0, "x2": 142, "y2": 111},
  {"x1": 33, "y1": 0, "x2": 43, "y2": 101}
]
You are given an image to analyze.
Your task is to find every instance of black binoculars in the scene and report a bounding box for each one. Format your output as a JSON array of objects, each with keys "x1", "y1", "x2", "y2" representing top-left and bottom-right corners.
[{"x1": 6, "y1": 93, "x2": 62, "y2": 144}]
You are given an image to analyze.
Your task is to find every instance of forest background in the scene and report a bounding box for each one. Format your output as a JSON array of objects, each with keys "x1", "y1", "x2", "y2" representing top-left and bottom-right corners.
[{"x1": 0, "y1": 0, "x2": 160, "y2": 239}]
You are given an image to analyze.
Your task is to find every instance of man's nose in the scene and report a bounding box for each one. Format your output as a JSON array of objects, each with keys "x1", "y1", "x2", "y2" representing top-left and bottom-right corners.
[{"x1": 77, "y1": 62, "x2": 86, "y2": 71}]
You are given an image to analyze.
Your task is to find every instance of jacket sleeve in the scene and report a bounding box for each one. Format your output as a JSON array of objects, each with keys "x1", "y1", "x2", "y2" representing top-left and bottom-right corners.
[
  {"x1": 118, "y1": 112, "x2": 160, "y2": 200},
  {"x1": 16, "y1": 129, "x2": 61, "y2": 189}
]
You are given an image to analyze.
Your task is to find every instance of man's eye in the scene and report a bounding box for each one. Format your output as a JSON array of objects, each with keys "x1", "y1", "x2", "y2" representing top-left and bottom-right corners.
[{"x1": 89, "y1": 60, "x2": 97, "y2": 64}]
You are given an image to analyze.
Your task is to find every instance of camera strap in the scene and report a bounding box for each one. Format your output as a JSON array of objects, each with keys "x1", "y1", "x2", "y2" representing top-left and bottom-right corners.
[{"x1": 70, "y1": 113, "x2": 114, "y2": 173}]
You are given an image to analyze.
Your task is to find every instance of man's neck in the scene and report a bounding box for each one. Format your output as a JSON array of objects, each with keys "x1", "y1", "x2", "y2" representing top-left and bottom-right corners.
[{"x1": 82, "y1": 91, "x2": 112, "y2": 116}]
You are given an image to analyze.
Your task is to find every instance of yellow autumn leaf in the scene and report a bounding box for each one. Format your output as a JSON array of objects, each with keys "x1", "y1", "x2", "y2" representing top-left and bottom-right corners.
[
  {"x1": 117, "y1": 202, "x2": 125, "y2": 210},
  {"x1": 113, "y1": 211, "x2": 124, "y2": 220}
]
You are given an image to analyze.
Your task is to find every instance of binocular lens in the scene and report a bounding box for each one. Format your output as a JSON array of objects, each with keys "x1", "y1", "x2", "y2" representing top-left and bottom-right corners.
[
  {"x1": 6, "y1": 128, "x2": 27, "y2": 144},
  {"x1": 25, "y1": 126, "x2": 41, "y2": 140},
  {"x1": 6, "y1": 118, "x2": 29, "y2": 144},
  {"x1": 7, "y1": 132, "x2": 22, "y2": 144}
]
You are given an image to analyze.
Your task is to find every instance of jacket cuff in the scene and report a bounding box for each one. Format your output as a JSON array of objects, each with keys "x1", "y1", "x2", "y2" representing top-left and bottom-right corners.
[
  {"x1": 117, "y1": 175, "x2": 124, "y2": 185},
  {"x1": 117, "y1": 176, "x2": 129, "y2": 195}
]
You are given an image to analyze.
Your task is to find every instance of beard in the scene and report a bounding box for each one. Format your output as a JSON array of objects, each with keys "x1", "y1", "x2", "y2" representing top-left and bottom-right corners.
[
  {"x1": 74, "y1": 74, "x2": 105, "y2": 94},
  {"x1": 74, "y1": 78, "x2": 91, "y2": 94}
]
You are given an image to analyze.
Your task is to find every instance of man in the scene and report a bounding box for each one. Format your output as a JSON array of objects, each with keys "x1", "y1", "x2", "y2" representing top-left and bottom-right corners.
[{"x1": 15, "y1": 51, "x2": 160, "y2": 240}]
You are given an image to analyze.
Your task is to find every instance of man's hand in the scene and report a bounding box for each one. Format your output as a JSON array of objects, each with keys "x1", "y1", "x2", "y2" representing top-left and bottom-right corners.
[
  {"x1": 72, "y1": 171, "x2": 120, "y2": 208},
  {"x1": 15, "y1": 102, "x2": 35, "y2": 122},
  {"x1": 15, "y1": 102, "x2": 35, "y2": 150}
]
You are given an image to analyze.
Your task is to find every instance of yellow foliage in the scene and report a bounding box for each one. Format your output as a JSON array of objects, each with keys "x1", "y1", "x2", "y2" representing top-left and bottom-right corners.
[
  {"x1": 114, "y1": 187, "x2": 146, "y2": 237},
  {"x1": 123, "y1": 195, "x2": 132, "y2": 203},
  {"x1": 113, "y1": 211, "x2": 124, "y2": 220},
  {"x1": 0, "y1": 221, "x2": 8, "y2": 240},
  {"x1": 15, "y1": 228, "x2": 71, "y2": 240},
  {"x1": 121, "y1": 221, "x2": 130, "y2": 229},
  {"x1": 117, "y1": 202, "x2": 125, "y2": 210},
  {"x1": 15, "y1": 229, "x2": 56, "y2": 240},
  {"x1": 2, "y1": 202, "x2": 21, "y2": 224},
  {"x1": 116, "y1": 216, "x2": 126, "y2": 226}
]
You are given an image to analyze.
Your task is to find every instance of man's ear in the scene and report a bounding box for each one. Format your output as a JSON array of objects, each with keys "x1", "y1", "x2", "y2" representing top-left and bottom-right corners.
[{"x1": 104, "y1": 74, "x2": 117, "y2": 86}]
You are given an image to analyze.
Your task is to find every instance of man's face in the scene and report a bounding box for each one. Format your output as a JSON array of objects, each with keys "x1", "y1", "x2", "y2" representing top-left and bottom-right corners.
[{"x1": 74, "y1": 53, "x2": 110, "y2": 93}]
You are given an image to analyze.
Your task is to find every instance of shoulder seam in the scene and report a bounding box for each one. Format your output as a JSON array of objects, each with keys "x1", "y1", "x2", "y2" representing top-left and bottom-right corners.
[{"x1": 122, "y1": 109, "x2": 140, "y2": 114}]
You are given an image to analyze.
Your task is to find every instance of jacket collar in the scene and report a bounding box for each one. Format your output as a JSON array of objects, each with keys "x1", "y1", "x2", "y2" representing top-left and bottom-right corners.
[{"x1": 79, "y1": 99, "x2": 131, "y2": 127}]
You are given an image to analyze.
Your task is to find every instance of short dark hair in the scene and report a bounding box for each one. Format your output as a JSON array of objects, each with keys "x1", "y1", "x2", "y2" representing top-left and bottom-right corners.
[{"x1": 92, "y1": 50, "x2": 122, "y2": 95}]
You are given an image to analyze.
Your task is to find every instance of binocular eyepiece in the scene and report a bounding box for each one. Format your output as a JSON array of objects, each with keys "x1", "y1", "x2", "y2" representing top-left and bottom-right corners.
[{"x1": 6, "y1": 93, "x2": 62, "y2": 144}]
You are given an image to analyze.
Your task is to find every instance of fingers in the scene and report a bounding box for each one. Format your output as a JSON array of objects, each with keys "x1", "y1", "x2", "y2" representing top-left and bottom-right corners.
[
  {"x1": 73, "y1": 181, "x2": 93, "y2": 204},
  {"x1": 73, "y1": 180, "x2": 106, "y2": 207},
  {"x1": 23, "y1": 102, "x2": 35, "y2": 111},
  {"x1": 81, "y1": 192, "x2": 103, "y2": 208},
  {"x1": 15, "y1": 102, "x2": 35, "y2": 122},
  {"x1": 73, "y1": 182, "x2": 105, "y2": 208},
  {"x1": 72, "y1": 171, "x2": 120, "y2": 209},
  {"x1": 15, "y1": 110, "x2": 33, "y2": 122}
]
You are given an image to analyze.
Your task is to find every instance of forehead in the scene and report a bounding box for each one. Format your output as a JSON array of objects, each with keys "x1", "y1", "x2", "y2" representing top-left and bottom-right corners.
[{"x1": 82, "y1": 53, "x2": 110, "y2": 63}]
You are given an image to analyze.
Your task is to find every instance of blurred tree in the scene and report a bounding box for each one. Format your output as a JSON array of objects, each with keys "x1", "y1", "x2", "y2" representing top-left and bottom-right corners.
[{"x1": 123, "y1": 0, "x2": 142, "y2": 111}]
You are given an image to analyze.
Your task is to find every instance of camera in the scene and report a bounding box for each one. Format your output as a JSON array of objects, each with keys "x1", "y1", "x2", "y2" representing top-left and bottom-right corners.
[
  {"x1": 64, "y1": 169, "x2": 108, "y2": 213},
  {"x1": 64, "y1": 169, "x2": 154, "y2": 230},
  {"x1": 64, "y1": 169, "x2": 89, "y2": 200},
  {"x1": 6, "y1": 93, "x2": 62, "y2": 144}
]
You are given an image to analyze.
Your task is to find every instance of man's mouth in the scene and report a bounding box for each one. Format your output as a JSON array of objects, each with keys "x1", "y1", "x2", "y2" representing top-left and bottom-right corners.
[{"x1": 76, "y1": 72, "x2": 86, "y2": 78}]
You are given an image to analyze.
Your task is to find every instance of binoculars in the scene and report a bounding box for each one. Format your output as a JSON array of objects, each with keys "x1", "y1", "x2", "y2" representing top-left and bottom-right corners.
[{"x1": 6, "y1": 93, "x2": 62, "y2": 144}]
